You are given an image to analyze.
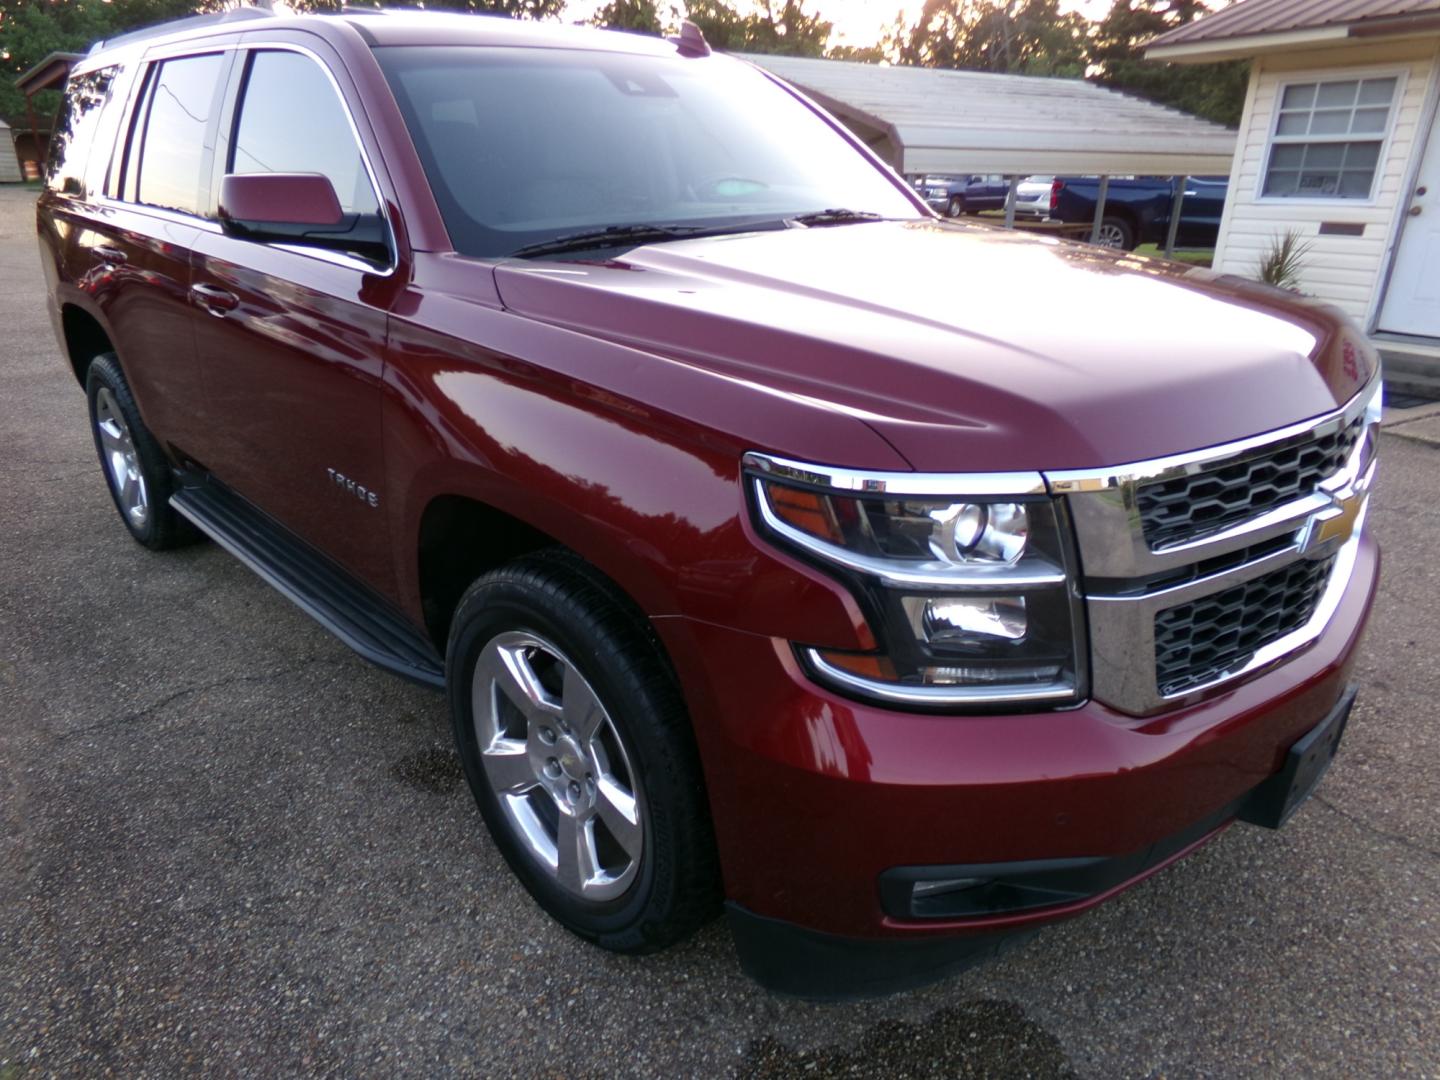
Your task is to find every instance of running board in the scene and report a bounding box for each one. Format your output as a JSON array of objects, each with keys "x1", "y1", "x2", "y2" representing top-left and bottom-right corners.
[{"x1": 171, "y1": 481, "x2": 445, "y2": 689}]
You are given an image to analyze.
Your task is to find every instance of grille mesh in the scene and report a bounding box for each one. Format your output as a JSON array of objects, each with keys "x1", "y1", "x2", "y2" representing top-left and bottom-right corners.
[
  {"x1": 1154, "y1": 557, "x2": 1334, "y2": 697},
  {"x1": 1138, "y1": 419, "x2": 1362, "y2": 550}
]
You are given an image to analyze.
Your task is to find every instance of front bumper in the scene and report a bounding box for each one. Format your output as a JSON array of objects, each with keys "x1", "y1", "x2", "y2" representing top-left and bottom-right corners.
[{"x1": 652, "y1": 531, "x2": 1377, "y2": 992}]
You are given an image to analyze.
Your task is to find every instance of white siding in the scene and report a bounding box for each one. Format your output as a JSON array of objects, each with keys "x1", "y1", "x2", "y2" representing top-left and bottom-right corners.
[
  {"x1": 1213, "y1": 39, "x2": 1440, "y2": 326},
  {"x1": 0, "y1": 124, "x2": 20, "y2": 184}
]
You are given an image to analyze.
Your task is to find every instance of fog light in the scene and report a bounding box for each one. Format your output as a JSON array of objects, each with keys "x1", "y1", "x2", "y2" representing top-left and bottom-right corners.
[
  {"x1": 904, "y1": 595, "x2": 1027, "y2": 646},
  {"x1": 913, "y1": 877, "x2": 990, "y2": 899}
]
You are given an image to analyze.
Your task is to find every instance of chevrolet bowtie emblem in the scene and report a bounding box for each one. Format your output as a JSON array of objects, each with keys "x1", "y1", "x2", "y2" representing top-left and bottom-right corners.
[{"x1": 1298, "y1": 486, "x2": 1366, "y2": 559}]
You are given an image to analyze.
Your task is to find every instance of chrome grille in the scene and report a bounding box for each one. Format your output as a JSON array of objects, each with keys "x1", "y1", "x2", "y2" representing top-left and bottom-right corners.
[
  {"x1": 1154, "y1": 556, "x2": 1334, "y2": 697},
  {"x1": 1138, "y1": 418, "x2": 1363, "y2": 550},
  {"x1": 1046, "y1": 379, "x2": 1380, "y2": 716}
]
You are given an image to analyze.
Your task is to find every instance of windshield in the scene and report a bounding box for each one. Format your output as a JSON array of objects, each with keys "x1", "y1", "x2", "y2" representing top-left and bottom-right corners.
[{"x1": 375, "y1": 46, "x2": 922, "y2": 259}]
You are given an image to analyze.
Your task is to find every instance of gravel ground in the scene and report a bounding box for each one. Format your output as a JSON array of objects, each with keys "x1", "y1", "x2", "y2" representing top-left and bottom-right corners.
[{"x1": 1, "y1": 184, "x2": 1437, "y2": 1078}]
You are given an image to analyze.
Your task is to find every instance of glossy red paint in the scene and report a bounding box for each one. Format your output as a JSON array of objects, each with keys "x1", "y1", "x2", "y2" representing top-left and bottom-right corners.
[
  {"x1": 493, "y1": 223, "x2": 1375, "y2": 473},
  {"x1": 655, "y1": 536, "x2": 1376, "y2": 937},
  {"x1": 218, "y1": 172, "x2": 345, "y2": 226},
  {"x1": 36, "y1": 9, "x2": 1381, "y2": 964}
]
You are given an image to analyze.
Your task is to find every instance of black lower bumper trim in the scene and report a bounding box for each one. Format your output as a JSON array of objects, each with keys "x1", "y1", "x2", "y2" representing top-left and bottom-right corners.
[{"x1": 726, "y1": 902, "x2": 1037, "y2": 1001}]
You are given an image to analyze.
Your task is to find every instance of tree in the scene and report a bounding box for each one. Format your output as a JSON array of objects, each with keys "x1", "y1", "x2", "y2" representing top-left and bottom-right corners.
[
  {"x1": 1090, "y1": 0, "x2": 1246, "y2": 126},
  {"x1": 745, "y1": 0, "x2": 831, "y2": 57},
  {"x1": 898, "y1": 0, "x2": 1089, "y2": 77},
  {"x1": 399, "y1": 0, "x2": 566, "y2": 14},
  {"x1": 1, "y1": 0, "x2": 204, "y2": 126},
  {"x1": 682, "y1": 0, "x2": 831, "y2": 56},
  {"x1": 593, "y1": 0, "x2": 669, "y2": 35},
  {"x1": 284, "y1": 0, "x2": 566, "y2": 13}
]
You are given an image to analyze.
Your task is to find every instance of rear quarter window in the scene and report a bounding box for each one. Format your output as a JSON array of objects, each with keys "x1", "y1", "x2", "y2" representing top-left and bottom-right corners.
[{"x1": 46, "y1": 67, "x2": 120, "y2": 197}]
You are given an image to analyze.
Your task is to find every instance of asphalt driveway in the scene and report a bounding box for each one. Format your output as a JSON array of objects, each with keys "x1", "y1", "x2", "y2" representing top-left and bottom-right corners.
[{"x1": 2, "y1": 184, "x2": 1437, "y2": 1077}]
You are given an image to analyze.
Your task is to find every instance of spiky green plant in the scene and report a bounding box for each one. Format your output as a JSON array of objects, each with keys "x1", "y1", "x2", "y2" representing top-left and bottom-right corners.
[{"x1": 1257, "y1": 229, "x2": 1313, "y2": 292}]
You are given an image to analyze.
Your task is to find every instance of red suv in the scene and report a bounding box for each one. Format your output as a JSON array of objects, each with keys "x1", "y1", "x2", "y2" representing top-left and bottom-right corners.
[{"x1": 38, "y1": 9, "x2": 1380, "y2": 997}]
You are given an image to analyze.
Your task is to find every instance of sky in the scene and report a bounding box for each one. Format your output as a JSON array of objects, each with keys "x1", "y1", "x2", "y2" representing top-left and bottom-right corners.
[{"x1": 563, "y1": 1, "x2": 1114, "y2": 49}]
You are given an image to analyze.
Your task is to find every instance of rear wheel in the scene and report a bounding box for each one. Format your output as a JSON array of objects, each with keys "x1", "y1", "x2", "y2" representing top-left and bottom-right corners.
[
  {"x1": 1095, "y1": 216, "x2": 1136, "y2": 251},
  {"x1": 85, "y1": 354, "x2": 198, "y2": 550},
  {"x1": 447, "y1": 552, "x2": 720, "y2": 952}
]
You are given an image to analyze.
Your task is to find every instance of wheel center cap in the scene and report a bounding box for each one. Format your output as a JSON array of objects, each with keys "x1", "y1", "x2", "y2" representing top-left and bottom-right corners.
[{"x1": 556, "y1": 737, "x2": 587, "y2": 781}]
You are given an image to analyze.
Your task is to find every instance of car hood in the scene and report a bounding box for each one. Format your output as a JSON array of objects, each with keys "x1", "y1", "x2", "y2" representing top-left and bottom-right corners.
[{"x1": 492, "y1": 220, "x2": 1375, "y2": 473}]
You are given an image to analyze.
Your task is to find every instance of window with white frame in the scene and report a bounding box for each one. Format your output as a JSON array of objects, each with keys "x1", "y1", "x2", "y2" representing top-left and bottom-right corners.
[{"x1": 1261, "y1": 76, "x2": 1400, "y2": 199}]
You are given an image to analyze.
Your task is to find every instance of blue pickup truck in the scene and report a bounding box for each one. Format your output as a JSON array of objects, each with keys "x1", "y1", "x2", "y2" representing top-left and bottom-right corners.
[
  {"x1": 1015, "y1": 176, "x2": 1229, "y2": 250},
  {"x1": 912, "y1": 174, "x2": 1012, "y2": 217}
]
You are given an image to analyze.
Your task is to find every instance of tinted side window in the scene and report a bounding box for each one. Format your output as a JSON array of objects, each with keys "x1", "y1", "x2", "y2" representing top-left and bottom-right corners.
[
  {"x1": 231, "y1": 51, "x2": 379, "y2": 215},
  {"x1": 133, "y1": 53, "x2": 226, "y2": 216},
  {"x1": 46, "y1": 67, "x2": 119, "y2": 196}
]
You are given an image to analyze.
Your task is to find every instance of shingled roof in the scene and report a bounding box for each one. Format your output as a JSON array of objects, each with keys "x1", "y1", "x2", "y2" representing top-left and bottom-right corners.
[{"x1": 1149, "y1": 0, "x2": 1440, "y2": 59}]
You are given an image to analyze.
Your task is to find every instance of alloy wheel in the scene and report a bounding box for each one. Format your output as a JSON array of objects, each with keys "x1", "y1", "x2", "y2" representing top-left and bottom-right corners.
[
  {"x1": 94, "y1": 386, "x2": 150, "y2": 530},
  {"x1": 1096, "y1": 222, "x2": 1128, "y2": 249},
  {"x1": 472, "y1": 631, "x2": 644, "y2": 902}
]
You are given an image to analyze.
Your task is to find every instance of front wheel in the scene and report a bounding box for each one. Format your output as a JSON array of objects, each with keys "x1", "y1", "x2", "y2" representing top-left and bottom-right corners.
[
  {"x1": 946, "y1": 195, "x2": 966, "y2": 218},
  {"x1": 447, "y1": 552, "x2": 720, "y2": 953}
]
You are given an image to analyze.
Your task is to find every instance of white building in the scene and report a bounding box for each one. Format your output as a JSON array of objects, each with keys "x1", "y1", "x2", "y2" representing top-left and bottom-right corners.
[
  {"x1": 1150, "y1": 0, "x2": 1440, "y2": 388},
  {"x1": 0, "y1": 121, "x2": 21, "y2": 183}
]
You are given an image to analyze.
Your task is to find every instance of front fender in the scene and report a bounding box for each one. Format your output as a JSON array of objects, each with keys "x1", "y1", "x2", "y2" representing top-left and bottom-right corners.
[{"x1": 382, "y1": 297, "x2": 879, "y2": 653}]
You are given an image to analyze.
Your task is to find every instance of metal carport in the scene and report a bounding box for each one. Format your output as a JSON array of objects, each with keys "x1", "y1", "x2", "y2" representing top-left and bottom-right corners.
[{"x1": 741, "y1": 53, "x2": 1239, "y2": 250}]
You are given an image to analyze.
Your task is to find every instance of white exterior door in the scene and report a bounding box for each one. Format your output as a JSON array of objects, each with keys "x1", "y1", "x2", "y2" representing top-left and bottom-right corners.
[{"x1": 1380, "y1": 116, "x2": 1440, "y2": 337}]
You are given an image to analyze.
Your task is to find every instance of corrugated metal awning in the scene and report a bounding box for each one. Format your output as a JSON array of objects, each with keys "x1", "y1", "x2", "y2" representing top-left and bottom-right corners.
[
  {"x1": 14, "y1": 52, "x2": 85, "y2": 96},
  {"x1": 741, "y1": 54, "x2": 1237, "y2": 177},
  {"x1": 1150, "y1": 0, "x2": 1440, "y2": 51}
]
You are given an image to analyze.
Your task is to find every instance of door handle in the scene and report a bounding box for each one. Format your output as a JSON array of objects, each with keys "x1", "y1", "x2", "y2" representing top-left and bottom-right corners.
[
  {"x1": 190, "y1": 282, "x2": 239, "y2": 315},
  {"x1": 94, "y1": 245, "x2": 128, "y2": 265}
]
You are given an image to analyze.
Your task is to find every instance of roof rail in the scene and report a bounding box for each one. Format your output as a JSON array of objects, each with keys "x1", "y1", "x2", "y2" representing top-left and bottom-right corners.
[{"x1": 88, "y1": 6, "x2": 277, "y2": 55}]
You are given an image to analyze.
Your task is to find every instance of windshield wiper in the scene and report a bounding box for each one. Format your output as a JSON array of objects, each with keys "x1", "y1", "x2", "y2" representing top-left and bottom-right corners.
[
  {"x1": 509, "y1": 221, "x2": 776, "y2": 259},
  {"x1": 787, "y1": 208, "x2": 885, "y2": 228}
]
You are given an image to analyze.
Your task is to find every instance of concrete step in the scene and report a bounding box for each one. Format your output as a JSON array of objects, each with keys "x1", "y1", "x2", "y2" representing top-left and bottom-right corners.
[{"x1": 1378, "y1": 347, "x2": 1440, "y2": 404}]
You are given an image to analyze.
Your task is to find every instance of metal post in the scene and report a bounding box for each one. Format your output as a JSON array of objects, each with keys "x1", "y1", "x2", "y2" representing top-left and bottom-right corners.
[
  {"x1": 24, "y1": 93, "x2": 41, "y2": 180},
  {"x1": 1164, "y1": 175, "x2": 1188, "y2": 257},
  {"x1": 1003, "y1": 176, "x2": 1019, "y2": 229},
  {"x1": 1089, "y1": 175, "x2": 1111, "y2": 245}
]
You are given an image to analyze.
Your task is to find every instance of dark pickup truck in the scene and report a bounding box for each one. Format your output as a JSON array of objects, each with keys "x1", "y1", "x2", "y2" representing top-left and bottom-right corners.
[{"x1": 1017, "y1": 175, "x2": 1229, "y2": 250}]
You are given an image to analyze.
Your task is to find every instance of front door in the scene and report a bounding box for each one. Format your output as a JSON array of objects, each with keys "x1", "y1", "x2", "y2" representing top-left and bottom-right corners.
[
  {"x1": 190, "y1": 44, "x2": 398, "y2": 593},
  {"x1": 1379, "y1": 115, "x2": 1440, "y2": 337}
]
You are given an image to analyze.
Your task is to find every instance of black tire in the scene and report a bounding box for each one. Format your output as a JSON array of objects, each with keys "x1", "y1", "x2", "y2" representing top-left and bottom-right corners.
[
  {"x1": 446, "y1": 550, "x2": 721, "y2": 953},
  {"x1": 1097, "y1": 215, "x2": 1136, "y2": 251},
  {"x1": 946, "y1": 195, "x2": 966, "y2": 218},
  {"x1": 85, "y1": 354, "x2": 200, "y2": 551}
]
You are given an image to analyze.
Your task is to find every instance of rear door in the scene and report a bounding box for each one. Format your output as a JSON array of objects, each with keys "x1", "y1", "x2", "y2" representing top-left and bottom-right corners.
[
  {"x1": 188, "y1": 42, "x2": 399, "y2": 591},
  {"x1": 54, "y1": 50, "x2": 233, "y2": 460}
]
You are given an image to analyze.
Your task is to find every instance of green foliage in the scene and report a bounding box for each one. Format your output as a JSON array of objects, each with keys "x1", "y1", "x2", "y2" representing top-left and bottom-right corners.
[
  {"x1": 897, "y1": 0, "x2": 1090, "y2": 77},
  {"x1": 1089, "y1": 0, "x2": 1248, "y2": 126},
  {"x1": 388, "y1": 0, "x2": 567, "y2": 15},
  {"x1": 683, "y1": 0, "x2": 831, "y2": 57},
  {"x1": 0, "y1": 0, "x2": 204, "y2": 125},
  {"x1": 593, "y1": 0, "x2": 668, "y2": 35},
  {"x1": 1256, "y1": 229, "x2": 1312, "y2": 291}
]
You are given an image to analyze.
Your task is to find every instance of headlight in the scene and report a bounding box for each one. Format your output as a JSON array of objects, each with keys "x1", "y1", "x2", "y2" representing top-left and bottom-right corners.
[{"x1": 745, "y1": 453, "x2": 1087, "y2": 710}]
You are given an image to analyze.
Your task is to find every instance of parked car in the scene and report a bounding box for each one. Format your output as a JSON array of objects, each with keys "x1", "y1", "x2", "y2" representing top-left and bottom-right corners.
[
  {"x1": 1013, "y1": 174, "x2": 1057, "y2": 217},
  {"x1": 1015, "y1": 175, "x2": 1230, "y2": 250},
  {"x1": 39, "y1": 10, "x2": 1379, "y2": 998},
  {"x1": 913, "y1": 174, "x2": 1011, "y2": 216}
]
